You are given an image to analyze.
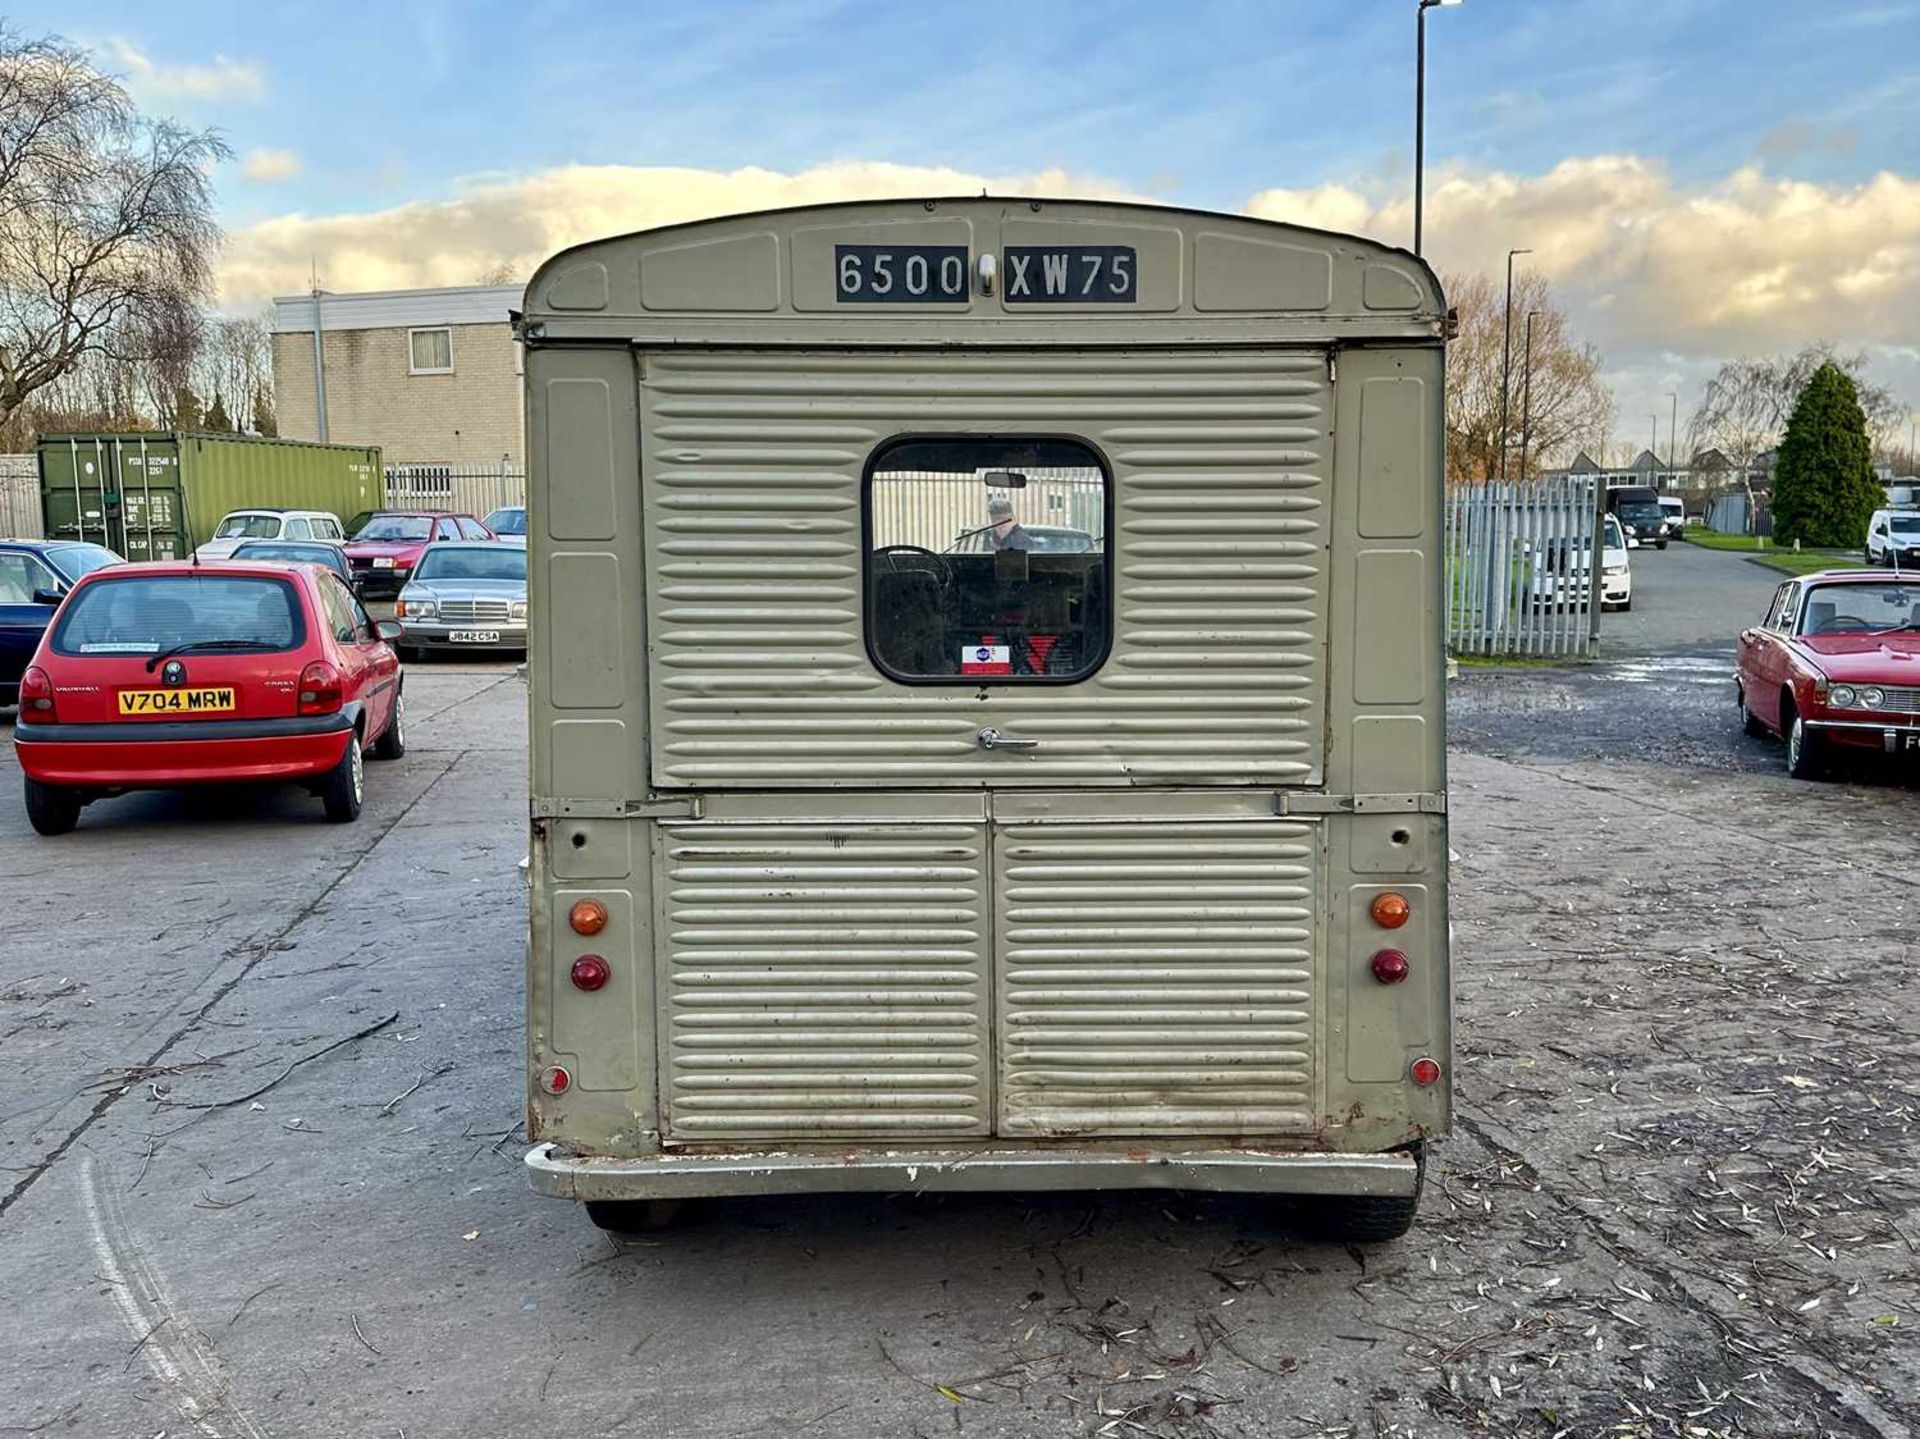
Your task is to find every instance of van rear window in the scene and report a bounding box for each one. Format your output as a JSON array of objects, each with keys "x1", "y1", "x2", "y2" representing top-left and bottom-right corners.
[
  {"x1": 53, "y1": 575, "x2": 305, "y2": 656},
  {"x1": 864, "y1": 437, "x2": 1110, "y2": 683}
]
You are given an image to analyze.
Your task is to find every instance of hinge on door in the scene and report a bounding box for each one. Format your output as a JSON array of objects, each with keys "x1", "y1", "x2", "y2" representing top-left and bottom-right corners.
[
  {"x1": 529, "y1": 796, "x2": 701, "y2": 820},
  {"x1": 1328, "y1": 352, "x2": 1338, "y2": 385},
  {"x1": 1274, "y1": 792, "x2": 1446, "y2": 817}
]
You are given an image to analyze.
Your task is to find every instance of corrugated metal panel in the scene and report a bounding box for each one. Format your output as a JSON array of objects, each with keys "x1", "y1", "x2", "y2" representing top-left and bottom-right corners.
[
  {"x1": 660, "y1": 822, "x2": 992, "y2": 1139},
  {"x1": 641, "y1": 349, "x2": 1328, "y2": 788},
  {"x1": 997, "y1": 820, "x2": 1318, "y2": 1136}
]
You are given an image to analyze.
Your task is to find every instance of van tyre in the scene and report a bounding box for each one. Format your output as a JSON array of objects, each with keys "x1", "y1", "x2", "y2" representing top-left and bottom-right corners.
[
  {"x1": 1294, "y1": 1144, "x2": 1424, "y2": 1243},
  {"x1": 24, "y1": 778, "x2": 81, "y2": 836},
  {"x1": 585, "y1": 1199, "x2": 684, "y2": 1233},
  {"x1": 369, "y1": 691, "x2": 406, "y2": 760},
  {"x1": 1655, "y1": 539, "x2": 1668, "y2": 550},
  {"x1": 321, "y1": 732, "x2": 365, "y2": 822}
]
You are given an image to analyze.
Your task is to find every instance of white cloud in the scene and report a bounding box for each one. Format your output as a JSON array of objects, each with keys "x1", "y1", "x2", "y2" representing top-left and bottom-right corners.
[
  {"x1": 217, "y1": 151, "x2": 1920, "y2": 416},
  {"x1": 218, "y1": 160, "x2": 1145, "y2": 306},
  {"x1": 1248, "y1": 155, "x2": 1920, "y2": 361},
  {"x1": 105, "y1": 38, "x2": 264, "y2": 103},
  {"x1": 241, "y1": 148, "x2": 301, "y2": 183}
]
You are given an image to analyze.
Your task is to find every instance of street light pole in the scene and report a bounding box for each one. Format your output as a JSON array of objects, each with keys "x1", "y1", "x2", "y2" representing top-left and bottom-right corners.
[
  {"x1": 1498, "y1": 246, "x2": 1532, "y2": 480},
  {"x1": 1667, "y1": 391, "x2": 1678, "y2": 489},
  {"x1": 1414, "y1": 0, "x2": 1461, "y2": 256},
  {"x1": 1519, "y1": 309, "x2": 1540, "y2": 481}
]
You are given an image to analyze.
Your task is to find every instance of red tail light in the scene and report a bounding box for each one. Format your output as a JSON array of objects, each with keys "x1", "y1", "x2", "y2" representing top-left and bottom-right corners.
[
  {"x1": 1411, "y1": 1057, "x2": 1442, "y2": 1087},
  {"x1": 570, "y1": 955, "x2": 610, "y2": 991},
  {"x1": 19, "y1": 666, "x2": 56, "y2": 721},
  {"x1": 1370, "y1": 948, "x2": 1410, "y2": 984},
  {"x1": 298, "y1": 660, "x2": 342, "y2": 715}
]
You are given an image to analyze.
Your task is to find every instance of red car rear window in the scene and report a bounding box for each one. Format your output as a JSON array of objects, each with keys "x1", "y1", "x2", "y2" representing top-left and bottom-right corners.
[{"x1": 52, "y1": 575, "x2": 307, "y2": 656}]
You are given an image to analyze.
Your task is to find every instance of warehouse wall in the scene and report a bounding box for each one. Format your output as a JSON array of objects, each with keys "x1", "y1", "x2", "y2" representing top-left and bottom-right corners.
[{"x1": 273, "y1": 321, "x2": 524, "y2": 463}]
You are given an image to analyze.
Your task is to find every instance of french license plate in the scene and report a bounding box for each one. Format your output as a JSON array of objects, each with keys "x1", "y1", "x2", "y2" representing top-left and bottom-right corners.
[
  {"x1": 448, "y1": 630, "x2": 500, "y2": 644},
  {"x1": 1904, "y1": 733, "x2": 1920, "y2": 751},
  {"x1": 118, "y1": 687, "x2": 235, "y2": 716},
  {"x1": 1004, "y1": 245, "x2": 1138, "y2": 303},
  {"x1": 834, "y1": 244, "x2": 969, "y2": 303}
]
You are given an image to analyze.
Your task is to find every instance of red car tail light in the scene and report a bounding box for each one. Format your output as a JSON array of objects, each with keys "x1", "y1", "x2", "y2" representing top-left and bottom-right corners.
[
  {"x1": 298, "y1": 660, "x2": 343, "y2": 715},
  {"x1": 1411, "y1": 1057, "x2": 1443, "y2": 1087},
  {"x1": 19, "y1": 666, "x2": 56, "y2": 720}
]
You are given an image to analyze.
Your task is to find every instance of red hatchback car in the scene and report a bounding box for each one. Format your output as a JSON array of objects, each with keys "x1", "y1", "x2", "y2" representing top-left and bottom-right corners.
[
  {"x1": 1736, "y1": 569, "x2": 1920, "y2": 778},
  {"x1": 12, "y1": 561, "x2": 406, "y2": 834},
  {"x1": 344, "y1": 511, "x2": 493, "y2": 598}
]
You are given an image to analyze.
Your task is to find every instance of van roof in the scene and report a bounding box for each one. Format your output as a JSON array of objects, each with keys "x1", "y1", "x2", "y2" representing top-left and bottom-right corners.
[{"x1": 521, "y1": 197, "x2": 1446, "y2": 347}]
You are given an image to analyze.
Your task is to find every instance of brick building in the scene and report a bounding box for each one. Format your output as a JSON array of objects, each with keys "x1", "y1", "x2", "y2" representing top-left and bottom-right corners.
[{"x1": 271, "y1": 284, "x2": 524, "y2": 465}]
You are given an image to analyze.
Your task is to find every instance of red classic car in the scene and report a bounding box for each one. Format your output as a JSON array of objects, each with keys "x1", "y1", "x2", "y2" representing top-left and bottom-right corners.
[
  {"x1": 1736, "y1": 570, "x2": 1920, "y2": 778},
  {"x1": 344, "y1": 511, "x2": 493, "y2": 598},
  {"x1": 12, "y1": 560, "x2": 407, "y2": 834}
]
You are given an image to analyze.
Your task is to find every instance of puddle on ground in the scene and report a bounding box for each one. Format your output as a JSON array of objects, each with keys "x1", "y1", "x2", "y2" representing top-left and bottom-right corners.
[{"x1": 1606, "y1": 654, "x2": 1733, "y2": 686}]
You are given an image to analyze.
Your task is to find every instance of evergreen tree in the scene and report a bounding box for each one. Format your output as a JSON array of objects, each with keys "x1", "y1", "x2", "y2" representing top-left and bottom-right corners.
[
  {"x1": 171, "y1": 384, "x2": 201, "y2": 430},
  {"x1": 249, "y1": 384, "x2": 277, "y2": 437},
  {"x1": 1771, "y1": 363, "x2": 1881, "y2": 548},
  {"x1": 203, "y1": 391, "x2": 234, "y2": 431}
]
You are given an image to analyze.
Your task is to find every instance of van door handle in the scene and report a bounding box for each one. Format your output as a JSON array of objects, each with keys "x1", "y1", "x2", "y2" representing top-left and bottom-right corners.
[{"x1": 977, "y1": 727, "x2": 1039, "y2": 751}]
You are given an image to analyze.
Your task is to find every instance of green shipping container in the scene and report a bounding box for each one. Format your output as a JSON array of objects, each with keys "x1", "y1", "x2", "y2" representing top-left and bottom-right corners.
[{"x1": 36, "y1": 431, "x2": 385, "y2": 561}]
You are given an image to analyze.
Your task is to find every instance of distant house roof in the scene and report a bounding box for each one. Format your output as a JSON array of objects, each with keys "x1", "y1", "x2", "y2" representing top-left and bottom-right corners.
[
  {"x1": 1624, "y1": 448, "x2": 1671, "y2": 473},
  {"x1": 1689, "y1": 447, "x2": 1734, "y2": 471},
  {"x1": 1564, "y1": 450, "x2": 1602, "y2": 474},
  {"x1": 271, "y1": 283, "x2": 521, "y2": 335}
]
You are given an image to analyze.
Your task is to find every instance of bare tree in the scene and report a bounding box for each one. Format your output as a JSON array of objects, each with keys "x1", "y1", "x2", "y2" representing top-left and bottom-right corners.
[
  {"x1": 476, "y1": 261, "x2": 519, "y2": 286},
  {"x1": 195, "y1": 313, "x2": 270, "y2": 430},
  {"x1": 1442, "y1": 269, "x2": 1613, "y2": 483},
  {"x1": 0, "y1": 29, "x2": 227, "y2": 429},
  {"x1": 1687, "y1": 344, "x2": 1907, "y2": 475}
]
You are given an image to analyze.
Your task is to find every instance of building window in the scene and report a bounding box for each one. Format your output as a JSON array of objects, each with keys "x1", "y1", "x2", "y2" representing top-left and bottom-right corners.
[
  {"x1": 409, "y1": 327, "x2": 453, "y2": 374},
  {"x1": 864, "y1": 436, "x2": 1111, "y2": 684}
]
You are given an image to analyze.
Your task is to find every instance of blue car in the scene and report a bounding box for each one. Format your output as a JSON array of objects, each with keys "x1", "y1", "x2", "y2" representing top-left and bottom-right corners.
[{"x1": 0, "y1": 540, "x2": 122, "y2": 706}]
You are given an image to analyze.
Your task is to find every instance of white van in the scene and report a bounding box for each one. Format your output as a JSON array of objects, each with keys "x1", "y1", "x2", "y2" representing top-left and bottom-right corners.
[
  {"x1": 196, "y1": 508, "x2": 347, "y2": 560},
  {"x1": 1865, "y1": 508, "x2": 1920, "y2": 567},
  {"x1": 1658, "y1": 496, "x2": 1686, "y2": 531}
]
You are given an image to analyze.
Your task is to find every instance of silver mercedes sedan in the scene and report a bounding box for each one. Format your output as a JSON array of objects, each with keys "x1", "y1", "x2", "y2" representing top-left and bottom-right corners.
[{"x1": 394, "y1": 541, "x2": 527, "y2": 657}]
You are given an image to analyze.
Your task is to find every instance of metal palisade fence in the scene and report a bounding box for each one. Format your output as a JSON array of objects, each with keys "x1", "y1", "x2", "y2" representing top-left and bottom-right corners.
[
  {"x1": 384, "y1": 461, "x2": 526, "y2": 520},
  {"x1": 0, "y1": 454, "x2": 40, "y2": 538},
  {"x1": 1445, "y1": 476, "x2": 1600, "y2": 657}
]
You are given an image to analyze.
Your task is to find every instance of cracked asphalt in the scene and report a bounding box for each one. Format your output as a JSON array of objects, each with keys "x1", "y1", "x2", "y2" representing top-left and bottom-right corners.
[{"x1": 1, "y1": 546, "x2": 1914, "y2": 1438}]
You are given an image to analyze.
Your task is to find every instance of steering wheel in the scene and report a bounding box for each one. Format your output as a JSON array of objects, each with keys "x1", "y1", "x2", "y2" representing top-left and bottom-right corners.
[
  {"x1": 871, "y1": 544, "x2": 952, "y2": 591},
  {"x1": 1813, "y1": 614, "x2": 1872, "y2": 633}
]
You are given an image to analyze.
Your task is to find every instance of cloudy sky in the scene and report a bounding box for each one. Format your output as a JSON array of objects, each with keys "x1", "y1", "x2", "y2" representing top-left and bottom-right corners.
[{"x1": 39, "y1": 0, "x2": 1920, "y2": 452}]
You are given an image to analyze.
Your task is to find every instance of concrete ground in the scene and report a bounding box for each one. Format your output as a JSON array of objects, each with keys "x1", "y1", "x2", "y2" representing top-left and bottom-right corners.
[{"x1": 1, "y1": 550, "x2": 1914, "y2": 1439}]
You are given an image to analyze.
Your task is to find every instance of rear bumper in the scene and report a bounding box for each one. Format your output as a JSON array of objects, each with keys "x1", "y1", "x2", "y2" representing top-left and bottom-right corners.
[
  {"x1": 1806, "y1": 718, "x2": 1920, "y2": 753},
  {"x1": 14, "y1": 713, "x2": 353, "y2": 787},
  {"x1": 525, "y1": 1141, "x2": 1421, "y2": 1201}
]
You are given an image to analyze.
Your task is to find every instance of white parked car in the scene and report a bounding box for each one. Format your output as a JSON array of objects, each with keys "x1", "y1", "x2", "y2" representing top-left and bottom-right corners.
[
  {"x1": 196, "y1": 508, "x2": 347, "y2": 560},
  {"x1": 1864, "y1": 508, "x2": 1920, "y2": 568},
  {"x1": 482, "y1": 505, "x2": 527, "y2": 547},
  {"x1": 1528, "y1": 516, "x2": 1632, "y2": 612}
]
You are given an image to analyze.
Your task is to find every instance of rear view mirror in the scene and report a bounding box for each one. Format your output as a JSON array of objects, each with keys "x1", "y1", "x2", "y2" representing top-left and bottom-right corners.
[
  {"x1": 983, "y1": 469, "x2": 1029, "y2": 490},
  {"x1": 31, "y1": 588, "x2": 64, "y2": 605},
  {"x1": 375, "y1": 619, "x2": 403, "y2": 642}
]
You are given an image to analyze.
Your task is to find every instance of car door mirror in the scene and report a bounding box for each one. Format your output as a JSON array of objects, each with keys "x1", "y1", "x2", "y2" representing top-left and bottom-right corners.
[
  {"x1": 31, "y1": 587, "x2": 65, "y2": 605},
  {"x1": 374, "y1": 619, "x2": 403, "y2": 642}
]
